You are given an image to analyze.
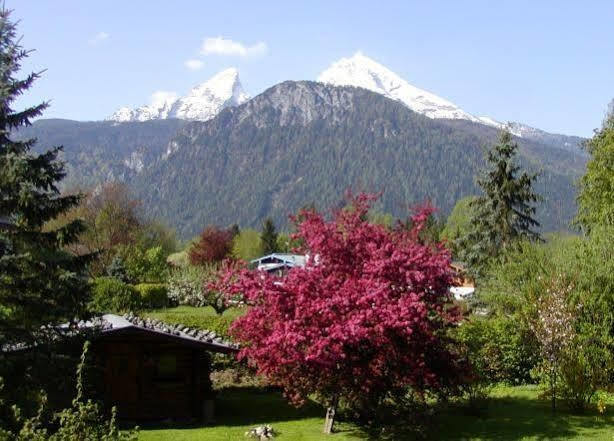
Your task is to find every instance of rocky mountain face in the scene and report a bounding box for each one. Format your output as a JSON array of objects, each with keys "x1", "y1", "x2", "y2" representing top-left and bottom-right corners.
[
  {"x1": 18, "y1": 118, "x2": 186, "y2": 189},
  {"x1": 107, "y1": 68, "x2": 249, "y2": 123},
  {"x1": 128, "y1": 81, "x2": 585, "y2": 237}
]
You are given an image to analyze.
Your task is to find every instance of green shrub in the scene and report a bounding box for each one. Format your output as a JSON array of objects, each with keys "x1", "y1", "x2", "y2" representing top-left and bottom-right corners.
[
  {"x1": 90, "y1": 278, "x2": 141, "y2": 313},
  {"x1": 167, "y1": 264, "x2": 226, "y2": 312},
  {"x1": 134, "y1": 283, "x2": 168, "y2": 309},
  {"x1": 115, "y1": 245, "x2": 170, "y2": 284},
  {"x1": 0, "y1": 343, "x2": 138, "y2": 440},
  {"x1": 455, "y1": 315, "x2": 539, "y2": 385},
  {"x1": 232, "y1": 229, "x2": 262, "y2": 261}
]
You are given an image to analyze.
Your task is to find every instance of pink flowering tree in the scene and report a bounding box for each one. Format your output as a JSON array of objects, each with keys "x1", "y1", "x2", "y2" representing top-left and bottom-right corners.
[
  {"x1": 215, "y1": 194, "x2": 465, "y2": 432},
  {"x1": 529, "y1": 275, "x2": 576, "y2": 413}
]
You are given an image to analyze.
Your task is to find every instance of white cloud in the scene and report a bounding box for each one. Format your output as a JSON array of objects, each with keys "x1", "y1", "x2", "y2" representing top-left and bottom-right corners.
[
  {"x1": 88, "y1": 31, "x2": 109, "y2": 45},
  {"x1": 200, "y1": 37, "x2": 268, "y2": 57},
  {"x1": 184, "y1": 59, "x2": 204, "y2": 70},
  {"x1": 149, "y1": 91, "x2": 178, "y2": 109}
]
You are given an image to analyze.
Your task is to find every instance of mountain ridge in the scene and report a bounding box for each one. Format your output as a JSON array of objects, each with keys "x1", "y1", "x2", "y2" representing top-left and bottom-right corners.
[
  {"x1": 107, "y1": 68, "x2": 249, "y2": 123},
  {"x1": 130, "y1": 80, "x2": 585, "y2": 237},
  {"x1": 317, "y1": 52, "x2": 584, "y2": 152}
]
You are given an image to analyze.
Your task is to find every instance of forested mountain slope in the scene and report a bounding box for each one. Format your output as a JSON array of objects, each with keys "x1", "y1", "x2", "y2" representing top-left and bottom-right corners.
[
  {"x1": 17, "y1": 118, "x2": 186, "y2": 189},
  {"x1": 131, "y1": 81, "x2": 586, "y2": 237}
]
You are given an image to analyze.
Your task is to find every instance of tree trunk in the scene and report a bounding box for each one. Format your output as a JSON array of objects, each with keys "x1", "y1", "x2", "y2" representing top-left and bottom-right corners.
[
  {"x1": 323, "y1": 396, "x2": 338, "y2": 434},
  {"x1": 551, "y1": 366, "x2": 556, "y2": 414}
]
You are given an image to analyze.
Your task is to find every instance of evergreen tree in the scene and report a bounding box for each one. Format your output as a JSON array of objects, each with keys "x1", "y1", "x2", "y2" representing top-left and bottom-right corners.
[
  {"x1": 459, "y1": 130, "x2": 541, "y2": 277},
  {"x1": 228, "y1": 223, "x2": 240, "y2": 240},
  {"x1": 0, "y1": 8, "x2": 91, "y2": 349},
  {"x1": 106, "y1": 255, "x2": 130, "y2": 283},
  {"x1": 260, "y1": 217, "x2": 279, "y2": 255}
]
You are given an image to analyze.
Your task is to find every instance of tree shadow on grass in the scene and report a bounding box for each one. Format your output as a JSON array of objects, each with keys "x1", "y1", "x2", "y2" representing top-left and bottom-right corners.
[
  {"x1": 135, "y1": 386, "x2": 326, "y2": 431},
  {"x1": 360, "y1": 394, "x2": 614, "y2": 441},
  {"x1": 216, "y1": 386, "x2": 326, "y2": 427}
]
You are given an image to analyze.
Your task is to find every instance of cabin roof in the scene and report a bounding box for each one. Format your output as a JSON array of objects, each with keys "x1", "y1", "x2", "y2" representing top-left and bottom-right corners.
[
  {"x1": 96, "y1": 314, "x2": 239, "y2": 353},
  {"x1": 3, "y1": 314, "x2": 239, "y2": 354}
]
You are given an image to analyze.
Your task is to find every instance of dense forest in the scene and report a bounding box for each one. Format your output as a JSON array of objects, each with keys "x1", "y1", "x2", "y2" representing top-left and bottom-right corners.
[{"x1": 18, "y1": 82, "x2": 586, "y2": 238}]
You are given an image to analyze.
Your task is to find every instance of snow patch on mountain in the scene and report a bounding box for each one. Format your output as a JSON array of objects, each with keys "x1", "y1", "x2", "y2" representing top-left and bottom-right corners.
[
  {"x1": 107, "y1": 68, "x2": 249, "y2": 123},
  {"x1": 318, "y1": 52, "x2": 481, "y2": 122},
  {"x1": 318, "y1": 53, "x2": 582, "y2": 151}
]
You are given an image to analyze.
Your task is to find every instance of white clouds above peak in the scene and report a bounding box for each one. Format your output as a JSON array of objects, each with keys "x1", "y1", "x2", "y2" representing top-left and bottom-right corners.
[
  {"x1": 185, "y1": 59, "x2": 204, "y2": 71},
  {"x1": 149, "y1": 91, "x2": 178, "y2": 109},
  {"x1": 88, "y1": 31, "x2": 109, "y2": 45},
  {"x1": 200, "y1": 37, "x2": 268, "y2": 57}
]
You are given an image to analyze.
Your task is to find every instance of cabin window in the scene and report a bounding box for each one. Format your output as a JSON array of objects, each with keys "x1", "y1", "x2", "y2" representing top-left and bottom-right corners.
[{"x1": 156, "y1": 354, "x2": 177, "y2": 379}]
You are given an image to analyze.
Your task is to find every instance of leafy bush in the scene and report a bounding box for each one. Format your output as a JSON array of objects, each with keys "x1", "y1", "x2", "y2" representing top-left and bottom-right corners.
[
  {"x1": 167, "y1": 250, "x2": 189, "y2": 267},
  {"x1": 134, "y1": 283, "x2": 168, "y2": 309},
  {"x1": 167, "y1": 264, "x2": 225, "y2": 312},
  {"x1": 455, "y1": 315, "x2": 539, "y2": 386},
  {"x1": 232, "y1": 229, "x2": 263, "y2": 261},
  {"x1": 116, "y1": 245, "x2": 169, "y2": 284},
  {"x1": 189, "y1": 226, "x2": 234, "y2": 265},
  {"x1": 89, "y1": 278, "x2": 141, "y2": 313},
  {"x1": 0, "y1": 342, "x2": 138, "y2": 441},
  {"x1": 481, "y1": 229, "x2": 614, "y2": 411},
  {"x1": 106, "y1": 255, "x2": 130, "y2": 283}
]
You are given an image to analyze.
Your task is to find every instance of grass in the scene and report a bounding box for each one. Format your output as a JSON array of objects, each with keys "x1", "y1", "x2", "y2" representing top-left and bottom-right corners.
[
  {"x1": 144, "y1": 305, "x2": 219, "y2": 323},
  {"x1": 137, "y1": 387, "x2": 360, "y2": 441},
  {"x1": 137, "y1": 385, "x2": 614, "y2": 441},
  {"x1": 435, "y1": 385, "x2": 614, "y2": 441},
  {"x1": 142, "y1": 306, "x2": 245, "y2": 336}
]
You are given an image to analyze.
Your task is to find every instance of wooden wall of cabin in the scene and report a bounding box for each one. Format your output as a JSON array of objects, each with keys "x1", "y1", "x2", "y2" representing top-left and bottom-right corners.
[{"x1": 93, "y1": 333, "x2": 213, "y2": 421}]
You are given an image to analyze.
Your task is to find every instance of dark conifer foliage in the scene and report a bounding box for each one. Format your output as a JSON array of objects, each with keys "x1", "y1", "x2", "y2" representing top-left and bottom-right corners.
[
  {"x1": 459, "y1": 130, "x2": 541, "y2": 276},
  {"x1": 260, "y1": 217, "x2": 279, "y2": 255},
  {"x1": 0, "y1": 8, "x2": 92, "y2": 349}
]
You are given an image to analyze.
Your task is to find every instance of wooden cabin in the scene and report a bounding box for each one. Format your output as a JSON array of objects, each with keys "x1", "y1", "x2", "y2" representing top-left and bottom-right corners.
[{"x1": 92, "y1": 314, "x2": 238, "y2": 422}]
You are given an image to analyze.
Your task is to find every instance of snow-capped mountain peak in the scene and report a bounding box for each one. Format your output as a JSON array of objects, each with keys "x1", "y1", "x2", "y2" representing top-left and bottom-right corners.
[
  {"x1": 107, "y1": 68, "x2": 250, "y2": 123},
  {"x1": 318, "y1": 52, "x2": 481, "y2": 123}
]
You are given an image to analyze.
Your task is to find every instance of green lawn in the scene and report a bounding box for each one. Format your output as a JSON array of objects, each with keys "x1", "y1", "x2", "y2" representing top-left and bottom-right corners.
[
  {"x1": 143, "y1": 305, "x2": 220, "y2": 324},
  {"x1": 142, "y1": 305, "x2": 244, "y2": 336},
  {"x1": 138, "y1": 385, "x2": 614, "y2": 441}
]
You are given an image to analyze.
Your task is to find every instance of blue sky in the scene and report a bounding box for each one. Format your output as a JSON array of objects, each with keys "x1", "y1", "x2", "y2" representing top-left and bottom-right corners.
[{"x1": 9, "y1": 0, "x2": 614, "y2": 137}]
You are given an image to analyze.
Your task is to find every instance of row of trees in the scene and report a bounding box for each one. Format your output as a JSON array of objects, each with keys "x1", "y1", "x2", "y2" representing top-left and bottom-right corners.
[{"x1": 0, "y1": 8, "x2": 134, "y2": 438}]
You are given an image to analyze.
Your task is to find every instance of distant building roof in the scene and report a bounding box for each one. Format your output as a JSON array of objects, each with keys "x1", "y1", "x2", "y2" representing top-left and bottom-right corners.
[
  {"x1": 449, "y1": 286, "x2": 475, "y2": 300},
  {"x1": 250, "y1": 253, "x2": 307, "y2": 272}
]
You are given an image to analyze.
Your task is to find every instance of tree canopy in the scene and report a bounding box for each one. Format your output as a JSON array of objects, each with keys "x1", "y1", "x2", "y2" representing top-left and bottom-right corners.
[
  {"x1": 215, "y1": 194, "x2": 465, "y2": 422},
  {"x1": 459, "y1": 130, "x2": 541, "y2": 276},
  {"x1": 0, "y1": 8, "x2": 91, "y2": 349},
  {"x1": 260, "y1": 218, "x2": 279, "y2": 255},
  {"x1": 575, "y1": 114, "x2": 614, "y2": 231}
]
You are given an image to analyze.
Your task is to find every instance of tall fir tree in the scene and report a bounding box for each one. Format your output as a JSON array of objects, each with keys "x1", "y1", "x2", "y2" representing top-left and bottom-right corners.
[
  {"x1": 0, "y1": 8, "x2": 92, "y2": 349},
  {"x1": 260, "y1": 217, "x2": 279, "y2": 255},
  {"x1": 459, "y1": 130, "x2": 541, "y2": 277}
]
